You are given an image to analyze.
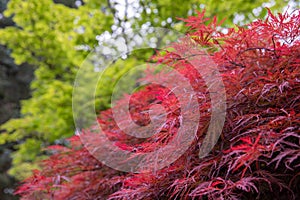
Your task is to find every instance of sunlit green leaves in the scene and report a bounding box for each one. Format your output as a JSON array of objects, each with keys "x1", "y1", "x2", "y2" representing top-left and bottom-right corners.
[{"x1": 0, "y1": 0, "x2": 112, "y2": 179}]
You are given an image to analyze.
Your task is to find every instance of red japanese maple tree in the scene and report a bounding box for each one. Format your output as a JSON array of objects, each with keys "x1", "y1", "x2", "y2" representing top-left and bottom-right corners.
[{"x1": 16, "y1": 9, "x2": 300, "y2": 200}]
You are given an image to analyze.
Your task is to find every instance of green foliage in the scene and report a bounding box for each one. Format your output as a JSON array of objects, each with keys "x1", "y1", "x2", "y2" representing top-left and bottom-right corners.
[
  {"x1": 9, "y1": 139, "x2": 44, "y2": 180},
  {"x1": 0, "y1": 0, "x2": 113, "y2": 179}
]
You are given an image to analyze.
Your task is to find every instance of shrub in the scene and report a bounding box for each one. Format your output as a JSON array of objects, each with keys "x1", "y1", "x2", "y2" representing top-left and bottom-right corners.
[{"x1": 16, "y1": 9, "x2": 300, "y2": 200}]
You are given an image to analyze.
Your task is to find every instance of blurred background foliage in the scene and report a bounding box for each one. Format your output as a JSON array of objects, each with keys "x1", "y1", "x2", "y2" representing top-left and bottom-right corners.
[{"x1": 0, "y1": 0, "x2": 298, "y2": 199}]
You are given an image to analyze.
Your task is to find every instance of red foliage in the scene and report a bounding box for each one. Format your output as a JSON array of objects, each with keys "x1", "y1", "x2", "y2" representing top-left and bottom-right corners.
[{"x1": 16, "y1": 9, "x2": 300, "y2": 200}]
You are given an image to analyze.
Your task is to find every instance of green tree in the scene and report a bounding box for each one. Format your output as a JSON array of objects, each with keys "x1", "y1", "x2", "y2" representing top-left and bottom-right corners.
[{"x1": 0, "y1": 0, "x2": 112, "y2": 179}]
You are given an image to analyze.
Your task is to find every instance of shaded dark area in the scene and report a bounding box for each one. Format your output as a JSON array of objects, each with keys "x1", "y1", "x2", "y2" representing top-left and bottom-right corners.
[
  {"x1": 0, "y1": 44, "x2": 33, "y2": 200},
  {"x1": 0, "y1": 145, "x2": 17, "y2": 200},
  {"x1": 0, "y1": 0, "x2": 14, "y2": 28},
  {"x1": 53, "y1": 0, "x2": 83, "y2": 8},
  {"x1": 0, "y1": 46, "x2": 33, "y2": 124},
  {"x1": 0, "y1": 0, "x2": 33, "y2": 198}
]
